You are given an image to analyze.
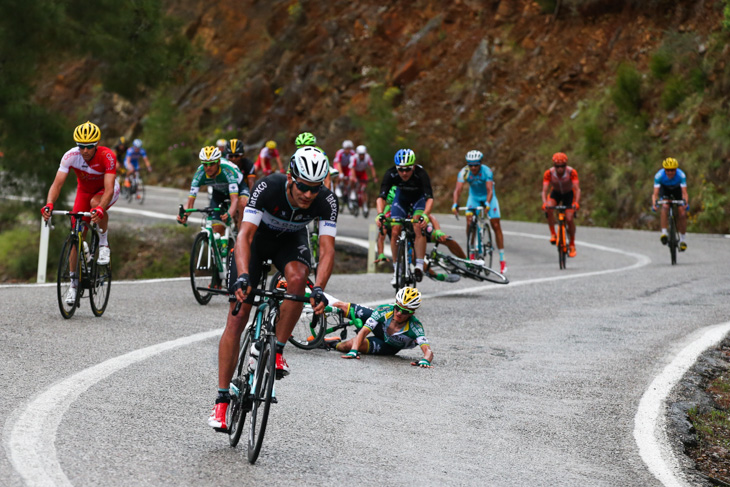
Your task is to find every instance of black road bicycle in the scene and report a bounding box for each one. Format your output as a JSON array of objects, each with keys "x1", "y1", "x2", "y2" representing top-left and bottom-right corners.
[
  {"x1": 383, "y1": 217, "x2": 420, "y2": 291},
  {"x1": 657, "y1": 199, "x2": 686, "y2": 265},
  {"x1": 51, "y1": 210, "x2": 112, "y2": 319}
]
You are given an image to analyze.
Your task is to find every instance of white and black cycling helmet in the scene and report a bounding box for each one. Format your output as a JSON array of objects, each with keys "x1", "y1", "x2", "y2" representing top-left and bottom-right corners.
[
  {"x1": 342, "y1": 140, "x2": 354, "y2": 149},
  {"x1": 395, "y1": 287, "x2": 422, "y2": 311},
  {"x1": 199, "y1": 146, "x2": 222, "y2": 162},
  {"x1": 133, "y1": 138, "x2": 143, "y2": 148},
  {"x1": 290, "y1": 146, "x2": 329, "y2": 183},
  {"x1": 465, "y1": 150, "x2": 483, "y2": 165},
  {"x1": 356, "y1": 144, "x2": 367, "y2": 155}
]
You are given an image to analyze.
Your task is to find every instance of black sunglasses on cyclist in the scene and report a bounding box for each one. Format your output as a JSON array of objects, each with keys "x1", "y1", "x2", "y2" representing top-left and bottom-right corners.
[
  {"x1": 77, "y1": 143, "x2": 97, "y2": 150},
  {"x1": 394, "y1": 304, "x2": 414, "y2": 315},
  {"x1": 397, "y1": 166, "x2": 413, "y2": 172},
  {"x1": 554, "y1": 164, "x2": 567, "y2": 168},
  {"x1": 292, "y1": 178, "x2": 322, "y2": 194}
]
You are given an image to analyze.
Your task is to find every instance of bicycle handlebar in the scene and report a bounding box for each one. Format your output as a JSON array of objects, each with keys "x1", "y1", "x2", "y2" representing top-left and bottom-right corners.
[
  {"x1": 656, "y1": 199, "x2": 686, "y2": 205},
  {"x1": 545, "y1": 205, "x2": 569, "y2": 210},
  {"x1": 231, "y1": 287, "x2": 311, "y2": 316}
]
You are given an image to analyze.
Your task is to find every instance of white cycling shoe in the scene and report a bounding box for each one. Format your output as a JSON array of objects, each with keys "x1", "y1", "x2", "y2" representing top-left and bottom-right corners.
[
  {"x1": 64, "y1": 286, "x2": 77, "y2": 306},
  {"x1": 390, "y1": 273, "x2": 397, "y2": 286},
  {"x1": 97, "y1": 246, "x2": 111, "y2": 265}
]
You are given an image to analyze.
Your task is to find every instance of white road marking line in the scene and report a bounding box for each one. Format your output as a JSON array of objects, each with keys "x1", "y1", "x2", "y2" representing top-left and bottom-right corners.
[
  {"x1": 634, "y1": 321, "x2": 730, "y2": 487},
  {"x1": 4, "y1": 329, "x2": 221, "y2": 487}
]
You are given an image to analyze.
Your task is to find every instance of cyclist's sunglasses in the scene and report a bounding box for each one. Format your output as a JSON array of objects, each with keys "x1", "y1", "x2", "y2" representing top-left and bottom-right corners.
[
  {"x1": 554, "y1": 164, "x2": 567, "y2": 168},
  {"x1": 394, "y1": 304, "x2": 414, "y2": 315},
  {"x1": 292, "y1": 178, "x2": 323, "y2": 194},
  {"x1": 77, "y1": 143, "x2": 98, "y2": 150},
  {"x1": 396, "y1": 166, "x2": 413, "y2": 172},
  {"x1": 201, "y1": 160, "x2": 220, "y2": 166}
]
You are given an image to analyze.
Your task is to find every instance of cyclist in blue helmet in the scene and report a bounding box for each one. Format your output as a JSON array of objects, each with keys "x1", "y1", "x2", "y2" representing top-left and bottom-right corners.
[{"x1": 376, "y1": 149, "x2": 433, "y2": 287}]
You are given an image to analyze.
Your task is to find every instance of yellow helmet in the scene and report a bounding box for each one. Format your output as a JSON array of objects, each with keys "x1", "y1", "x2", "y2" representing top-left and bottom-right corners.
[
  {"x1": 266, "y1": 140, "x2": 277, "y2": 150},
  {"x1": 73, "y1": 121, "x2": 101, "y2": 144},
  {"x1": 395, "y1": 287, "x2": 422, "y2": 310},
  {"x1": 199, "y1": 146, "x2": 221, "y2": 162},
  {"x1": 662, "y1": 157, "x2": 678, "y2": 169}
]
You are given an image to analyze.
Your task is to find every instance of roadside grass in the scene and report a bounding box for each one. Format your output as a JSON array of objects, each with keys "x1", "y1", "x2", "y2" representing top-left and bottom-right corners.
[{"x1": 687, "y1": 369, "x2": 730, "y2": 484}]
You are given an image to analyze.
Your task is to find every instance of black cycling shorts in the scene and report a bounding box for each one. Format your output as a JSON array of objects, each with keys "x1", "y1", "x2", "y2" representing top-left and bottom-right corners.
[
  {"x1": 658, "y1": 185, "x2": 682, "y2": 201},
  {"x1": 549, "y1": 190, "x2": 574, "y2": 207},
  {"x1": 227, "y1": 229, "x2": 311, "y2": 304}
]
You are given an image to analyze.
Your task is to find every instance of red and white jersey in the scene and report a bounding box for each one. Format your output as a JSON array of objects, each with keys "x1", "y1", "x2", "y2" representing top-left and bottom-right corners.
[
  {"x1": 58, "y1": 146, "x2": 117, "y2": 193},
  {"x1": 349, "y1": 153, "x2": 374, "y2": 172},
  {"x1": 543, "y1": 166, "x2": 579, "y2": 194}
]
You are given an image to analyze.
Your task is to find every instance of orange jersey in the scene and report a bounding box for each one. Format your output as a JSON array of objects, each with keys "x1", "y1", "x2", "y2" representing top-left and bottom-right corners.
[{"x1": 543, "y1": 166, "x2": 578, "y2": 194}]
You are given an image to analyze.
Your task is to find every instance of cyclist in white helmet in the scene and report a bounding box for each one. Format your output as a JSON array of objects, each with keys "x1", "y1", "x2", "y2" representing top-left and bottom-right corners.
[{"x1": 452, "y1": 149, "x2": 508, "y2": 274}]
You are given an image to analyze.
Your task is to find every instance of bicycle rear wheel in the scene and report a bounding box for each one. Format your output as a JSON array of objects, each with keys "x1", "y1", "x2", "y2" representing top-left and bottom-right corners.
[
  {"x1": 190, "y1": 232, "x2": 215, "y2": 305},
  {"x1": 228, "y1": 326, "x2": 253, "y2": 447},
  {"x1": 482, "y1": 223, "x2": 494, "y2": 269},
  {"x1": 247, "y1": 331, "x2": 276, "y2": 464},
  {"x1": 89, "y1": 231, "x2": 111, "y2": 317},
  {"x1": 57, "y1": 235, "x2": 80, "y2": 319},
  {"x1": 348, "y1": 197, "x2": 359, "y2": 217}
]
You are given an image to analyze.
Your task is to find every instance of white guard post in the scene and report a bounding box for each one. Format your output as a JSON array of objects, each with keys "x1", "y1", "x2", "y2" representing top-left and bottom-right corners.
[
  {"x1": 367, "y1": 224, "x2": 377, "y2": 274},
  {"x1": 37, "y1": 217, "x2": 50, "y2": 283}
]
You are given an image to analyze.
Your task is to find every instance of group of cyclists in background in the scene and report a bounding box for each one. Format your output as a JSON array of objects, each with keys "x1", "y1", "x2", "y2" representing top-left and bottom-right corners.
[{"x1": 40, "y1": 120, "x2": 692, "y2": 435}]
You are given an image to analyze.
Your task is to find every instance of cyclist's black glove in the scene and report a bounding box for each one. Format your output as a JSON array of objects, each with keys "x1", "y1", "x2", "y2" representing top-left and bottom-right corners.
[
  {"x1": 234, "y1": 273, "x2": 249, "y2": 293},
  {"x1": 311, "y1": 286, "x2": 328, "y2": 307}
]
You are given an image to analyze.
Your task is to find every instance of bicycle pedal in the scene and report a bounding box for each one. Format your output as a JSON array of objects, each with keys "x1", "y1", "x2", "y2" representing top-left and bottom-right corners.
[{"x1": 270, "y1": 397, "x2": 278, "y2": 404}]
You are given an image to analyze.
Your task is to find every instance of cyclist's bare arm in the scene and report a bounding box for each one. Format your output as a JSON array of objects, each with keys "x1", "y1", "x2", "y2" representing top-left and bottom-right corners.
[
  {"x1": 143, "y1": 156, "x2": 152, "y2": 171},
  {"x1": 233, "y1": 221, "x2": 258, "y2": 302},
  {"x1": 420, "y1": 343, "x2": 434, "y2": 363},
  {"x1": 452, "y1": 181, "x2": 465, "y2": 214},
  {"x1": 312, "y1": 234, "x2": 335, "y2": 314},
  {"x1": 486, "y1": 180, "x2": 494, "y2": 206},
  {"x1": 423, "y1": 198, "x2": 434, "y2": 216},
  {"x1": 681, "y1": 187, "x2": 689, "y2": 207},
  {"x1": 541, "y1": 181, "x2": 551, "y2": 207},
  {"x1": 376, "y1": 197, "x2": 386, "y2": 215},
  {"x1": 43, "y1": 170, "x2": 70, "y2": 219},
  {"x1": 652, "y1": 186, "x2": 660, "y2": 210},
  {"x1": 573, "y1": 181, "x2": 581, "y2": 207}
]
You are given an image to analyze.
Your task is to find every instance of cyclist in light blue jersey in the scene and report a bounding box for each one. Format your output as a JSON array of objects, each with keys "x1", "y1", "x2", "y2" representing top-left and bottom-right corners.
[
  {"x1": 652, "y1": 157, "x2": 689, "y2": 250},
  {"x1": 452, "y1": 150, "x2": 507, "y2": 273}
]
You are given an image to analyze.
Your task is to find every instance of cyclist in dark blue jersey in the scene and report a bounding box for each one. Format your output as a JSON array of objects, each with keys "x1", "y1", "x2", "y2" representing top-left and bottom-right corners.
[
  {"x1": 652, "y1": 157, "x2": 689, "y2": 250},
  {"x1": 376, "y1": 149, "x2": 433, "y2": 285},
  {"x1": 123, "y1": 138, "x2": 152, "y2": 191}
]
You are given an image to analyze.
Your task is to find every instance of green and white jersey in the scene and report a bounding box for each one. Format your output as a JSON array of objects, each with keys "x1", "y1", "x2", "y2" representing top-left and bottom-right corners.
[
  {"x1": 362, "y1": 304, "x2": 429, "y2": 350},
  {"x1": 189, "y1": 164, "x2": 240, "y2": 198}
]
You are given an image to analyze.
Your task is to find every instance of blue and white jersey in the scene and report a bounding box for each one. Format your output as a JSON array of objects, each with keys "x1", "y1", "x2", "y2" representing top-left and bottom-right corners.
[
  {"x1": 125, "y1": 147, "x2": 147, "y2": 170},
  {"x1": 457, "y1": 164, "x2": 493, "y2": 201},
  {"x1": 653, "y1": 168, "x2": 687, "y2": 188}
]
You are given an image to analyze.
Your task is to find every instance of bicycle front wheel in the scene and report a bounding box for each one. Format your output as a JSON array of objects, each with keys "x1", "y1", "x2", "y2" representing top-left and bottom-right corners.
[
  {"x1": 395, "y1": 239, "x2": 408, "y2": 290},
  {"x1": 558, "y1": 222, "x2": 567, "y2": 270},
  {"x1": 89, "y1": 231, "x2": 112, "y2": 317},
  {"x1": 57, "y1": 235, "x2": 80, "y2": 319},
  {"x1": 289, "y1": 307, "x2": 327, "y2": 349},
  {"x1": 482, "y1": 223, "x2": 494, "y2": 269},
  {"x1": 228, "y1": 326, "x2": 253, "y2": 447},
  {"x1": 466, "y1": 220, "x2": 479, "y2": 260},
  {"x1": 190, "y1": 232, "x2": 215, "y2": 305},
  {"x1": 669, "y1": 211, "x2": 678, "y2": 265},
  {"x1": 247, "y1": 332, "x2": 277, "y2": 464},
  {"x1": 136, "y1": 178, "x2": 145, "y2": 204}
]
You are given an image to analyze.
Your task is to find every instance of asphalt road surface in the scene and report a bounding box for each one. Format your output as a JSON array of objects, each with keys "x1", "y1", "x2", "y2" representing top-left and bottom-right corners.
[{"x1": 2, "y1": 186, "x2": 730, "y2": 486}]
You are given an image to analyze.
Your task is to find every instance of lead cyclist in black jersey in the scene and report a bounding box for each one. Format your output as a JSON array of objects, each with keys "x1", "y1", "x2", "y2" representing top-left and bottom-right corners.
[{"x1": 208, "y1": 146, "x2": 339, "y2": 431}]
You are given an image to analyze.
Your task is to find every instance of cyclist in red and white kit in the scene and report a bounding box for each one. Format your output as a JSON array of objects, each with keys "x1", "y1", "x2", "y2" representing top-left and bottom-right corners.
[
  {"x1": 333, "y1": 140, "x2": 355, "y2": 200},
  {"x1": 41, "y1": 121, "x2": 121, "y2": 303},
  {"x1": 254, "y1": 140, "x2": 283, "y2": 176},
  {"x1": 348, "y1": 145, "x2": 378, "y2": 209}
]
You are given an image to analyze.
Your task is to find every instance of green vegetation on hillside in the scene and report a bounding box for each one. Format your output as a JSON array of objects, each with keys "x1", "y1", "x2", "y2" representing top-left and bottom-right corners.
[
  {"x1": 0, "y1": 0, "x2": 193, "y2": 202},
  {"x1": 535, "y1": 31, "x2": 730, "y2": 232}
]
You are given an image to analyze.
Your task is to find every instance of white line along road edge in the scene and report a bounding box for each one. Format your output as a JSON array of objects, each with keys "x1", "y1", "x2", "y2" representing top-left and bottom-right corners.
[
  {"x1": 634, "y1": 320, "x2": 730, "y2": 487},
  {"x1": 4, "y1": 329, "x2": 220, "y2": 487}
]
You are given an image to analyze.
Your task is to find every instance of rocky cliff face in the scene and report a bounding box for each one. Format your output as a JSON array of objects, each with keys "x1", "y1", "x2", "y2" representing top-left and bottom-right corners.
[{"x1": 36, "y1": 0, "x2": 722, "y2": 213}]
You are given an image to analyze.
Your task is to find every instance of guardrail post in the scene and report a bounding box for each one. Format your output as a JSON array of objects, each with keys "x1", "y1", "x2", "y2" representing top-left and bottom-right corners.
[
  {"x1": 367, "y1": 224, "x2": 377, "y2": 273},
  {"x1": 37, "y1": 218, "x2": 50, "y2": 283}
]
